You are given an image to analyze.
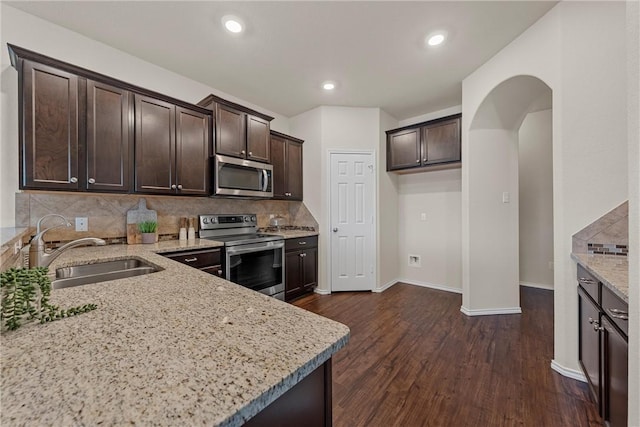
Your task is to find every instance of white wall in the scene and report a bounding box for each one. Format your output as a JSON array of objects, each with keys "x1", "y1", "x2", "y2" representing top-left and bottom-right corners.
[
  {"x1": 0, "y1": 4, "x2": 290, "y2": 227},
  {"x1": 626, "y1": 1, "x2": 639, "y2": 424},
  {"x1": 462, "y1": 1, "x2": 628, "y2": 377},
  {"x1": 518, "y1": 109, "x2": 553, "y2": 289},
  {"x1": 377, "y1": 110, "x2": 399, "y2": 289}
]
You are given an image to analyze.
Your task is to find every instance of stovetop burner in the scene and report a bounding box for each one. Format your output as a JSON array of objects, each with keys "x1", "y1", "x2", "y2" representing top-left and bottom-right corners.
[{"x1": 198, "y1": 214, "x2": 283, "y2": 246}]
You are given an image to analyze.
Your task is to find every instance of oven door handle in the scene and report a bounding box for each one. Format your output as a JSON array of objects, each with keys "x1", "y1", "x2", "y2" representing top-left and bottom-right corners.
[{"x1": 225, "y1": 241, "x2": 284, "y2": 256}]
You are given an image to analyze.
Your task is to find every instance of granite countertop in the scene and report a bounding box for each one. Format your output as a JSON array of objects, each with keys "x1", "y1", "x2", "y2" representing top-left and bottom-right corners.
[
  {"x1": 571, "y1": 253, "x2": 628, "y2": 302},
  {"x1": 1, "y1": 239, "x2": 349, "y2": 426},
  {"x1": 0, "y1": 226, "x2": 30, "y2": 256},
  {"x1": 263, "y1": 230, "x2": 319, "y2": 239}
]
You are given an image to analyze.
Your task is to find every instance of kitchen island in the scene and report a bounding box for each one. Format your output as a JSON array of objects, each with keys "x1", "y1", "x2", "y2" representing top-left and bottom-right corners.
[{"x1": 1, "y1": 240, "x2": 349, "y2": 426}]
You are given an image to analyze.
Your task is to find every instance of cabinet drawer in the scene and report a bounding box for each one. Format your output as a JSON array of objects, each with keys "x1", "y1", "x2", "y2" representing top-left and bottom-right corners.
[
  {"x1": 285, "y1": 236, "x2": 318, "y2": 251},
  {"x1": 164, "y1": 249, "x2": 221, "y2": 269},
  {"x1": 577, "y1": 265, "x2": 599, "y2": 303},
  {"x1": 602, "y1": 286, "x2": 628, "y2": 338}
]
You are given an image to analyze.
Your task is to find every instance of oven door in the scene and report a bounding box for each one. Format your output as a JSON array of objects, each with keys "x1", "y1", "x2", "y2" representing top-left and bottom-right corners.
[{"x1": 225, "y1": 240, "x2": 285, "y2": 300}]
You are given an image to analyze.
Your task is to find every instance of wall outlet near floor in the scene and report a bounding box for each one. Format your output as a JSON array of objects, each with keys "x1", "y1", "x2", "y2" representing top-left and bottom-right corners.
[
  {"x1": 75, "y1": 217, "x2": 88, "y2": 232},
  {"x1": 408, "y1": 254, "x2": 421, "y2": 267}
]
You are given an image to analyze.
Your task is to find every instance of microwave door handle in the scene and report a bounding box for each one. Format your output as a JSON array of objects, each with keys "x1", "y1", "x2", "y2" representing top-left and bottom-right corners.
[{"x1": 262, "y1": 169, "x2": 268, "y2": 191}]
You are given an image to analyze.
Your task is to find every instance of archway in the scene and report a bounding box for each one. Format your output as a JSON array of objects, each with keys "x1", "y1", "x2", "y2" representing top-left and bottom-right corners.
[{"x1": 462, "y1": 75, "x2": 552, "y2": 315}]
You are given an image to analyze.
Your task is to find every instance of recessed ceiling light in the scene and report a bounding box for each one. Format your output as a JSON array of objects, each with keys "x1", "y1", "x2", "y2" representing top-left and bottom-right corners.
[
  {"x1": 222, "y1": 15, "x2": 243, "y2": 33},
  {"x1": 427, "y1": 32, "x2": 447, "y2": 47},
  {"x1": 322, "y1": 81, "x2": 336, "y2": 91}
]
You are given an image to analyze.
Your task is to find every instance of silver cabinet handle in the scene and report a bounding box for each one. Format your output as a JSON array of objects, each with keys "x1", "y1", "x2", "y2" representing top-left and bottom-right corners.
[
  {"x1": 608, "y1": 309, "x2": 629, "y2": 320},
  {"x1": 184, "y1": 257, "x2": 198, "y2": 263},
  {"x1": 241, "y1": 150, "x2": 246, "y2": 155},
  {"x1": 423, "y1": 159, "x2": 427, "y2": 162},
  {"x1": 298, "y1": 241, "x2": 307, "y2": 245},
  {"x1": 88, "y1": 178, "x2": 95, "y2": 184},
  {"x1": 415, "y1": 159, "x2": 420, "y2": 163},
  {"x1": 171, "y1": 184, "x2": 177, "y2": 189},
  {"x1": 608, "y1": 308, "x2": 628, "y2": 315},
  {"x1": 333, "y1": 228, "x2": 338, "y2": 232},
  {"x1": 217, "y1": 270, "x2": 223, "y2": 276},
  {"x1": 177, "y1": 184, "x2": 183, "y2": 190},
  {"x1": 299, "y1": 253, "x2": 304, "y2": 258},
  {"x1": 588, "y1": 317, "x2": 594, "y2": 324},
  {"x1": 70, "y1": 177, "x2": 78, "y2": 183},
  {"x1": 249, "y1": 151, "x2": 253, "y2": 156}
]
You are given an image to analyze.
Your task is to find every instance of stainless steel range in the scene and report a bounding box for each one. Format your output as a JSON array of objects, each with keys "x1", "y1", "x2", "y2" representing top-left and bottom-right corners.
[{"x1": 199, "y1": 214, "x2": 285, "y2": 300}]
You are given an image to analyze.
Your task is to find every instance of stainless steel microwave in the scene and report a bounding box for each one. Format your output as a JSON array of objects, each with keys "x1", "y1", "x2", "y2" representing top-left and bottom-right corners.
[{"x1": 213, "y1": 155, "x2": 273, "y2": 198}]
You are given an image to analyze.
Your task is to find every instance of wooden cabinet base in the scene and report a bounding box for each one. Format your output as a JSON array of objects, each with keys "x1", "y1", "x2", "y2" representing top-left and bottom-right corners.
[{"x1": 244, "y1": 359, "x2": 332, "y2": 427}]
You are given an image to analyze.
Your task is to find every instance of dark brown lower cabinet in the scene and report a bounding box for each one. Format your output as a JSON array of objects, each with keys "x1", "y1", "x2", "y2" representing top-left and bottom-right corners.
[
  {"x1": 162, "y1": 248, "x2": 223, "y2": 277},
  {"x1": 244, "y1": 359, "x2": 332, "y2": 427},
  {"x1": 601, "y1": 316, "x2": 628, "y2": 427},
  {"x1": 577, "y1": 268, "x2": 628, "y2": 427},
  {"x1": 285, "y1": 236, "x2": 318, "y2": 302}
]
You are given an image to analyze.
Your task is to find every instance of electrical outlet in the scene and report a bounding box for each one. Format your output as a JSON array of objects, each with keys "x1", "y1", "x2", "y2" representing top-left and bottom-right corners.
[
  {"x1": 502, "y1": 192, "x2": 510, "y2": 203},
  {"x1": 75, "y1": 217, "x2": 88, "y2": 232},
  {"x1": 420, "y1": 213, "x2": 427, "y2": 221},
  {"x1": 408, "y1": 254, "x2": 421, "y2": 267},
  {"x1": 13, "y1": 240, "x2": 22, "y2": 255}
]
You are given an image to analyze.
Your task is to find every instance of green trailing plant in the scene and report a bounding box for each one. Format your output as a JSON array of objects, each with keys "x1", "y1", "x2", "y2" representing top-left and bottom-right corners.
[
  {"x1": 0, "y1": 267, "x2": 97, "y2": 332},
  {"x1": 138, "y1": 220, "x2": 157, "y2": 234}
]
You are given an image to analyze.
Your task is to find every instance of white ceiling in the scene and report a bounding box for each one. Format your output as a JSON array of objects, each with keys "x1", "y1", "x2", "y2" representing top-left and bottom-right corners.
[{"x1": 6, "y1": 1, "x2": 557, "y2": 120}]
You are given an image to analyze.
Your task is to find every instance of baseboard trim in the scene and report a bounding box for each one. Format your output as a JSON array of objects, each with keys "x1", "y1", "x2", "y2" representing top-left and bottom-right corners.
[
  {"x1": 372, "y1": 280, "x2": 397, "y2": 293},
  {"x1": 520, "y1": 282, "x2": 554, "y2": 290},
  {"x1": 460, "y1": 306, "x2": 522, "y2": 316},
  {"x1": 399, "y1": 279, "x2": 463, "y2": 294},
  {"x1": 550, "y1": 360, "x2": 587, "y2": 382},
  {"x1": 314, "y1": 288, "x2": 331, "y2": 295}
]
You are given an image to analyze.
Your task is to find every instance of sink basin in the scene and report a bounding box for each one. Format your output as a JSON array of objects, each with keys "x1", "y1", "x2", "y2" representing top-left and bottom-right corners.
[{"x1": 52, "y1": 258, "x2": 158, "y2": 290}]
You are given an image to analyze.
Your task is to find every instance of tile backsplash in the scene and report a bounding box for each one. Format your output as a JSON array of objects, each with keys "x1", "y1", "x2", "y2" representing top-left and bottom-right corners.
[
  {"x1": 572, "y1": 201, "x2": 628, "y2": 254},
  {"x1": 15, "y1": 191, "x2": 318, "y2": 242}
]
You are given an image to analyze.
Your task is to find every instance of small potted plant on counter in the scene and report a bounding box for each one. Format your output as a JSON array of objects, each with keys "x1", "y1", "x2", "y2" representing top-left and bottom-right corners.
[{"x1": 138, "y1": 221, "x2": 157, "y2": 244}]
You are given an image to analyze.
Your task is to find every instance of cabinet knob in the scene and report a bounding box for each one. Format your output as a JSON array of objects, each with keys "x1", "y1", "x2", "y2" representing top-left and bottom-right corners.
[
  {"x1": 171, "y1": 184, "x2": 177, "y2": 190},
  {"x1": 217, "y1": 270, "x2": 223, "y2": 276},
  {"x1": 299, "y1": 253, "x2": 304, "y2": 258},
  {"x1": 588, "y1": 317, "x2": 594, "y2": 324},
  {"x1": 415, "y1": 160, "x2": 420, "y2": 163},
  {"x1": 88, "y1": 178, "x2": 95, "y2": 184},
  {"x1": 177, "y1": 184, "x2": 183, "y2": 190},
  {"x1": 249, "y1": 151, "x2": 253, "y2": 156},
  {"x1": 70, "y1": 177, "x2": 78, "y2": 183},
  {"x1": 241, "y1": 150, "x2": 246, "y2": 155},
  {"x1": 423, "y1": 159, "x2": 427, "y2": 162}
]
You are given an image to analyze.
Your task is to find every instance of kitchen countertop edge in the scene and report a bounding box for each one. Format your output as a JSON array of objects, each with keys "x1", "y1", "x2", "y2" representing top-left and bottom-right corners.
[{"x1": 571, "y1": 252, "x2": 629, "y2": 303}]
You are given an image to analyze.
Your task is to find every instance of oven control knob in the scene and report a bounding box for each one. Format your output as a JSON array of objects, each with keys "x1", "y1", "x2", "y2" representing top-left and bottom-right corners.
[
  {"x1": 251, "y1": 216, "x2": 256, "y2": 222},
  {"x1": 202, "y1": 217, "x2": 209, "y2": 224},
  {"x1": 244, "y1": 216, "x2": 251, "y2": 222}
]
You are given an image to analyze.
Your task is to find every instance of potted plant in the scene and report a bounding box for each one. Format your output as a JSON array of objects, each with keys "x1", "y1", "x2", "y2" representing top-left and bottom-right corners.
[{"x1": 138, "y1": 221, "x2": 157, "y2": 244}]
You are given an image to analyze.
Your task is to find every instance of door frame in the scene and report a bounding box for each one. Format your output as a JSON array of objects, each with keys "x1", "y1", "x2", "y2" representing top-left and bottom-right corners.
[{"x1": 326, "y1": 149, "x2": 378, "y2": 293}]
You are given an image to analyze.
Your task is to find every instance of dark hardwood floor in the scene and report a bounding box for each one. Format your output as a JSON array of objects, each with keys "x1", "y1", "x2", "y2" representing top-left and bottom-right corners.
[{"x1": 293, "y1": 284, "x2": 602, "y2": 427}]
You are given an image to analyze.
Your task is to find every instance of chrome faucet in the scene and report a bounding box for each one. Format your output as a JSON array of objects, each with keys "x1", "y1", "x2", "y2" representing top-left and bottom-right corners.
[{"x1": 29, "y1": 214, "x2": 106, "y2": 268}]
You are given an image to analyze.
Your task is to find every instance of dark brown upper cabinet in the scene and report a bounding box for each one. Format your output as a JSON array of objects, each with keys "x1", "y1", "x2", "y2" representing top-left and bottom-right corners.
[
  {"x1": 198, "y1": 94, "x2": 274, "y2": 163},
  {"x1": 135, "y1": 95, "x2": 210, "y2": 195},
  {"x1": 86, "y1": 80, "x2": 133, "y2": 192},
  {"x1": 9, "y1": 44, "x2": 212, "y2": 196},
  {"x1": 270, "y1": 131, "x2": 303, "y2": 201},
  {"x1": 386, "y1": 113, "x2": 461, "y2": 172},
  {"x1": 21, "y1": 60, "x2": 80, "y2": 190}
]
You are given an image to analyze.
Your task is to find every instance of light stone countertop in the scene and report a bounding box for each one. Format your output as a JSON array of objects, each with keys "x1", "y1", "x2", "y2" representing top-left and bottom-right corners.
[
  {"x1": 1, "y1": 239, "x2": 349, "y2": 426},
  {"x1": 264, "y1": 230, "x2": 319, "y2": 239},
  {"x1": 571, "y1": 253, "x2": 629, "y2": 302}
]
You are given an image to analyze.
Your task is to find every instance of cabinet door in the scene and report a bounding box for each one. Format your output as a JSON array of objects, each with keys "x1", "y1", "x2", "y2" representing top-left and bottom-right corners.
[
  {"x1": 135, "y1": 95, "x2": 176, "y2": 194},
  {"x1": 578, "y1": 289, "x2": 601, "y2": 406},
  {"x1": 270, "y1": 135, "x2": 287, "y2": 198},
  {"x1": 247, "y1": 115, "x2": 270, "y2": 163},
  {"x1": 601, "y1": 316, "x2": 628, "y2": 427},
  {"x1": 215, "y1": 103, "x2": 246, "y2": 158},
  {"x1": 285, "y1": 250, "x2": 303, "y2": 301},
  {"x1": 387, "y1": 128, "x2": 420, "y2": 170},
  {"x1": 86, "y1": 80, "x2": 132, "y2": 192},
  {"x1": 422, "y1": 117, "x2": 460, "y2": 165},
  {"x1": 176, "y1": 107, "x2": 210, "y2": 195},
  {"x1": 302, "y1": 247, "x2": 318, "y2": 291},
  {"x1": 286, "y1": 141, "x2": 303, "y2": 200},
  {"x1": 22, "y1": 60, "x2": 79, "y2": 190}
]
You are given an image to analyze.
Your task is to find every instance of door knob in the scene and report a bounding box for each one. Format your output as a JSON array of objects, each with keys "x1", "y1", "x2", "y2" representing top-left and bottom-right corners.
[{"x1": 333, "y1": 228, "x2": 338, "y2": 232}]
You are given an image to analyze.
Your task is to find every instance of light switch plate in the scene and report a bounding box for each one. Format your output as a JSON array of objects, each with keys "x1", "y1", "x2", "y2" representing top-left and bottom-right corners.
[
  {"x1": 420, "y1": 213, "x2": 427, "y2": 221},
  {"x1": 502, "y1": 192, "x2": 510, "y2": 203}
]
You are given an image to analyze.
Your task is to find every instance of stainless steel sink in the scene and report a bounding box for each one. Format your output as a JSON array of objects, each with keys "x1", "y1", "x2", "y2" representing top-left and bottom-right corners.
[{"x1": 52, "y1": 258, "x2": 158, "y2": 290}]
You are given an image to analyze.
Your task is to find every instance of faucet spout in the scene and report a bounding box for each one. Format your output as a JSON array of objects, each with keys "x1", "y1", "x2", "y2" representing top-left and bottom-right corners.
[{"x1": 28, "y1": 214, "x2": 106, "y2": 269}]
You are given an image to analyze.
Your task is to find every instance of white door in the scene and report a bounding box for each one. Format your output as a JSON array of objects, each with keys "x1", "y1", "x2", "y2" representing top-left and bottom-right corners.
[{"x1": 330, "y1": 152, "x2": 375, "y2": 292}]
